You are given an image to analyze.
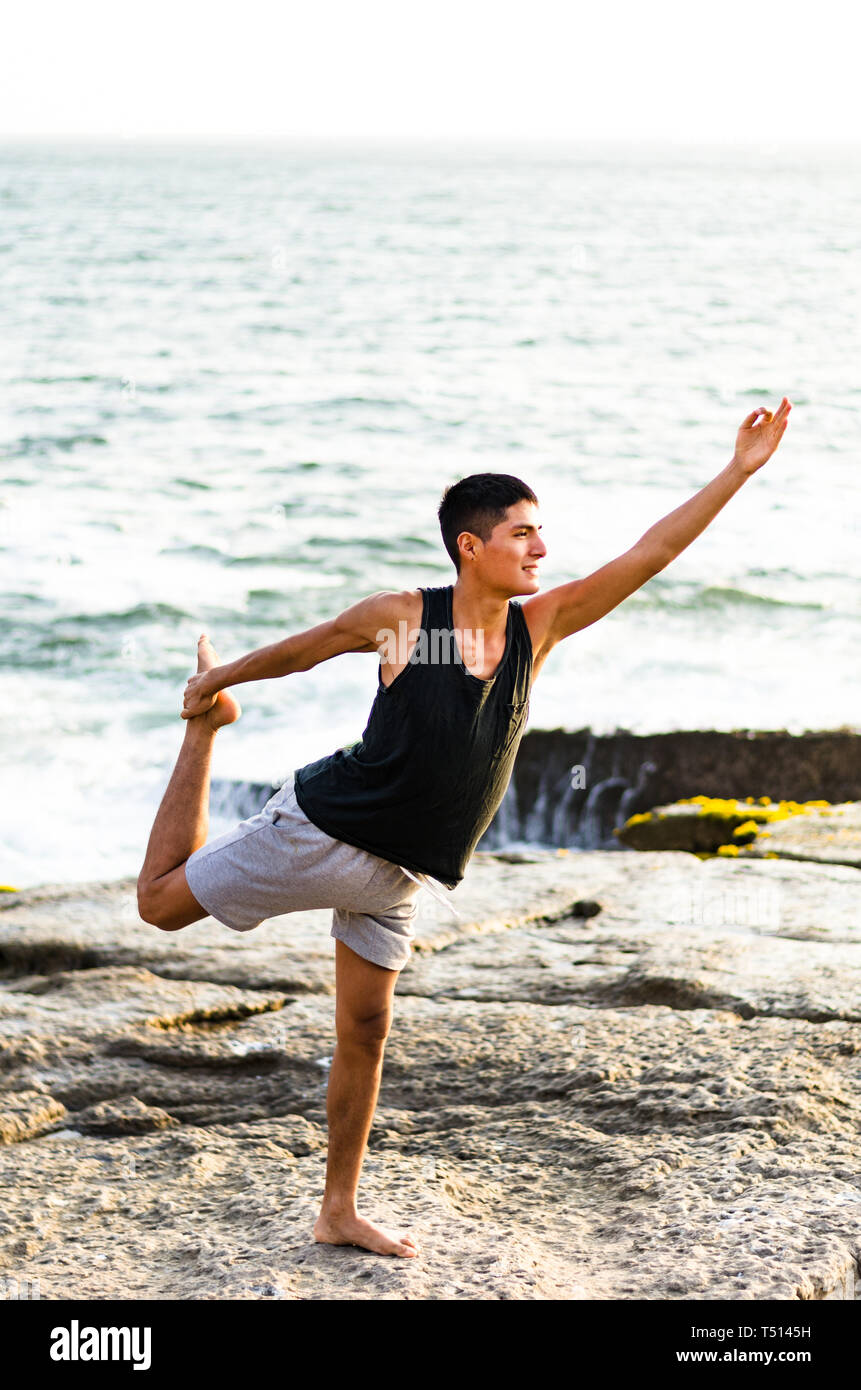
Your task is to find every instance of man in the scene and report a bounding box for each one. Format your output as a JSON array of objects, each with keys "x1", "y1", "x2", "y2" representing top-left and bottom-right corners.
[{"x1": 137, "y1": 398, "x2": 791, "y2": 1257}]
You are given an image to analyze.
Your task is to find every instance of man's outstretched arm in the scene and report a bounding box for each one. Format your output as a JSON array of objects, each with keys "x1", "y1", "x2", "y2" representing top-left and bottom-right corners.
[
  {"x1": 180, "y1": 589, "x2": 415, "y2": 719},
  {"x1": 526, "y1": 398, "x2": 792, "y2": 654}
]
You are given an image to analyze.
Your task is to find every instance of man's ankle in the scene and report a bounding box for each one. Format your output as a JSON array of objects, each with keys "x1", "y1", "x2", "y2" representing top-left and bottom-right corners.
[
  {"x1": 319, "y1": 1194, "x2": 358, "y2": 1220},
  {"x1": 183, "y1": 713, "x2": 218, "y2": 742}
]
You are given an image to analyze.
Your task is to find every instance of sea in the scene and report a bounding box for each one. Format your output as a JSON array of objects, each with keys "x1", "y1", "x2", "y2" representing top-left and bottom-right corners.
[{"x1": 1, "y1": 138, "x2": 859, "y2": 888}]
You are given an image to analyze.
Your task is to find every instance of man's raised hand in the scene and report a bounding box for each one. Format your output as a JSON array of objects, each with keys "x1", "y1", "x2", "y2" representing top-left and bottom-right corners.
[
  {"x1": 181, "y1": 635, "x2": 222, "y2": 720},
  {"x1": 180, "y1": 635, "x2": 242, "y2": 729},
  {"x1": 733, "y1": 397, "x2": 792, "y2": 476},
  {"x1": 181, "y1": 671, "x2": 218, "y2": 719}
]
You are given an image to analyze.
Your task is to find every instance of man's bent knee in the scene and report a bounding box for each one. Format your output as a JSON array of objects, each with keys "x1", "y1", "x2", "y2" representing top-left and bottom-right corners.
[
  {"x1": 137, "y1": 881, "x2": 180, "y2": 931},
  {"x1": 136, "y1": 868, "x2": 205, "y2": 932}
]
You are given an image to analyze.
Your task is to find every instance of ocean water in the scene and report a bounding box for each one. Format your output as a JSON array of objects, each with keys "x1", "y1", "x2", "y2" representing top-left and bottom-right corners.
[{"x1": 1, "y1": 139, "x2": 859, "y2": 888}]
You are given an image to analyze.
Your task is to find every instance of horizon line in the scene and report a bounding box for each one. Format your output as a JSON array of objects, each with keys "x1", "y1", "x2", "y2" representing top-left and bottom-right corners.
[{"x1": 2, "y1": 131, "x2": 861, "y2": 148}]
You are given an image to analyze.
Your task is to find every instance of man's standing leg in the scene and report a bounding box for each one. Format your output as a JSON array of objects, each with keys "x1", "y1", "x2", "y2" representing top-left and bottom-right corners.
[
  {"x1": 137, "y1": 635, "x2": 241, "y2": 931},
  {"x1": 314, "y1": 940, "x2": 419, "y2": 1257}
]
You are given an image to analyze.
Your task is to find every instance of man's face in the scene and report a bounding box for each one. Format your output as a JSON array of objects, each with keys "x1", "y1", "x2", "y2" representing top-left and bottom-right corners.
[{"x1": 468, "y1": 500, "x2": 546, "y2": 594}]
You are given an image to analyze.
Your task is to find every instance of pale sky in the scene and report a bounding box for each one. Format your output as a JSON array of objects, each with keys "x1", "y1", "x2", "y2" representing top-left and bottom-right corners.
[{"x1": 1, "y1": 0, "x2": 859, "y2": 144}]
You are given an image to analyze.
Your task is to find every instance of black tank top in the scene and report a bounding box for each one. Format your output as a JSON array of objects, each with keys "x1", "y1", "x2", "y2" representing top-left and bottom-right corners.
[{"x1": 293, "y1": 584, "x2": 534, "y2": 888}]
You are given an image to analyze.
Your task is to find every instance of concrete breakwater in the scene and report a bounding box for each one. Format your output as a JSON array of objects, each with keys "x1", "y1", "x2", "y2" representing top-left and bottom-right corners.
[{"x1": 497, "y1": 726, "x2": 861, "y2": 851}]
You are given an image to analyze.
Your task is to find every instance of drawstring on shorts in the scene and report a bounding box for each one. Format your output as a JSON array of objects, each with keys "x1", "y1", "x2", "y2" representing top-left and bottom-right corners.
[{"x1": 397, "y1": 865, "x2": 463, "y2": 923}]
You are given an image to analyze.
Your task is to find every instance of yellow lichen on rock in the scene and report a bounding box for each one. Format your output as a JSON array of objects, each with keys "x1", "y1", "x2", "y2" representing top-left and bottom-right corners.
[
  {"x1": 680, "y1": 797, "x2": 835, "y2": 828},
  {"x1": 618, "y1": 794, "x2": 846, "y2": 860}
]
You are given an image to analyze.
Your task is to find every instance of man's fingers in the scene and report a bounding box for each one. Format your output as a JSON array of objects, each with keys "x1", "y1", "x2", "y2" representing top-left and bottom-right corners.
[
  {"x1": 181, "y1": 700, "x2": 207, "y2": 719},
  {"x1": 181, "y1": 676, "x2": 210, "y2": 720},
  {"x1": 742, "y1": 397, "x2": 791, "y2": 429}
]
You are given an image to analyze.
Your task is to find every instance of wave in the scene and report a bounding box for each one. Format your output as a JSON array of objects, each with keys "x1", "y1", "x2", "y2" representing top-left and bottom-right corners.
[
  {"x1": 158, "y1": 543, "x2": 226, "y2": 560},
  {"x1": 1, "y1": 603, "x2": 194, "y2": 640},
  {"x1": 0, "y1": 602, "x2": 217, "y2": 670},
  {"x1": 5, "y1": 433, "x2": 108, "y2": 458},
  {"x1": 13, "y1": 374, "x2": 102, "y2": 385},
  {"x1": 640, "y1": 581, "x2": 826, "y2": 614},
  {"x1": 305, "y1": 396, "x2": 410, "y2": 410},
  {"x1": 64, "y1": 602, "x2": 193, "y2": 627},
  {"x1": 698, "y1": 585, "x2": 824, "y2": 611}
]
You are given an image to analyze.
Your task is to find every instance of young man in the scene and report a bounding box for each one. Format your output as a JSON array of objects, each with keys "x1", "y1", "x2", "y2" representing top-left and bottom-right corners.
[{"x1": 137, "y1": 398, "x2": 791, "y2": 1258}]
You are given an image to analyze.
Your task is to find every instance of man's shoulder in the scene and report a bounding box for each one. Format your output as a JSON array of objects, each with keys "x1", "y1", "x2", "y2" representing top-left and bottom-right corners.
[
  {"x1": 331, "y1": 588, "x2": 428, "y2": 651},
  {"x1": 339, "y1": 588, "x2": 426, "y2": 642},
  {"x1": 368, "y1": 587, "x2": 425, "y2": 628}
]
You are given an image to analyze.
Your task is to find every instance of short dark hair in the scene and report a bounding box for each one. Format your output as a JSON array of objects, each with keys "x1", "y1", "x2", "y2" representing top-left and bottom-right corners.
[{"x1": 437, "y1": 473, "x2": 538, "y2": 573}]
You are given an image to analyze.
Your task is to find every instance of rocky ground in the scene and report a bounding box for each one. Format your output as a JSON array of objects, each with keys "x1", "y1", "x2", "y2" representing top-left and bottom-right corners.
[{"x1": 1, "y1": 806, "x2": 860, "y2": 1301}]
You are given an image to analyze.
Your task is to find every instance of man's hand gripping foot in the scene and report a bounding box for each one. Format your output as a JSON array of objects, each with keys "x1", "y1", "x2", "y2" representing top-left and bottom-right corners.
[{"x1": 182, "y1": 634, "x2": 241, "y2": 730}]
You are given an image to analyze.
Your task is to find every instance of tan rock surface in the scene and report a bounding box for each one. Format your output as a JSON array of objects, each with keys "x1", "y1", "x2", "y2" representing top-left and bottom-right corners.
[
  {"x1": 744, "y1": 803, "x2": 861, "y2": 869},
  {"x1": 0, "y1": 846, "x2": 859, "y2": 1300}
]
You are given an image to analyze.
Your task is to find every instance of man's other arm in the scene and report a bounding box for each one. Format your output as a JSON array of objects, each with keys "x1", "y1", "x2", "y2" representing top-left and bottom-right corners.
[{"x1": 181, "y1": 589, "x2": 416, "y2": 718}]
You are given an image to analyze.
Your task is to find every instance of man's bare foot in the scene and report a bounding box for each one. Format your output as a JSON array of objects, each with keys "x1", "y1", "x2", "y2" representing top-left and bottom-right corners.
[
  {"x1": 195, "y1": 634, "x2": 241, "y2": 731},
  {"x1": 313, "y1": 1209, "x2": 419, "y2": 1258}
]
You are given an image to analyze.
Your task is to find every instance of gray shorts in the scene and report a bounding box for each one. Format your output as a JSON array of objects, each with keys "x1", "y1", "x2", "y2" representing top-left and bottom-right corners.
[{"x1": 184, "y1": 780, "x2": 422, "y2": 971}]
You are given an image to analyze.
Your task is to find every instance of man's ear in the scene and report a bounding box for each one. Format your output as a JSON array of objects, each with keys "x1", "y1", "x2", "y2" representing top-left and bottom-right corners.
[{"x1": 457, "y1": 531, "x2": 480, "y2": 566}]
